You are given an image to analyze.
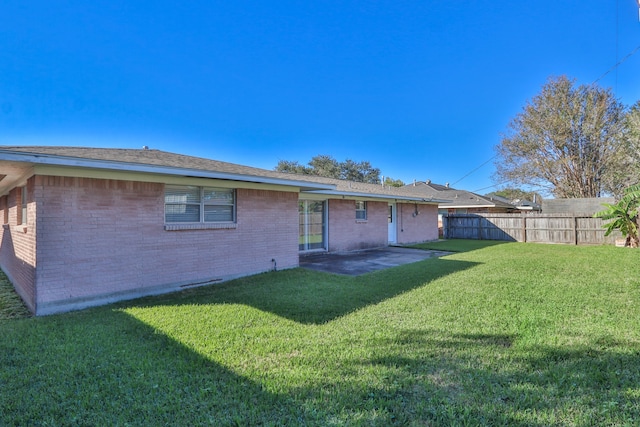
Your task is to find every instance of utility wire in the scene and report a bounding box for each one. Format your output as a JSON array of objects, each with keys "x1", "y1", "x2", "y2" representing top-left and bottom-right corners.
[
  {"x1": 451, "y1": 155, "x2": 496, "y2": 186},
  {"x1": 592, "y1": 43, "x2": 640, "y2": 85},
  {"x1": 466, "y1": 27, "x2": 639, "y2": 193},
  {"x1": 471, "y1": 182, "x2": 503, "y2": 193}
]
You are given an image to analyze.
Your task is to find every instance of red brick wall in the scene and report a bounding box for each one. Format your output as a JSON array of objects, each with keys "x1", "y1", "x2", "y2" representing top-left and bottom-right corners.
[
  {"x1": 328, "y1": 199, "x2": 387, "y2": 251},
  {"x1": 396, "y1": 203, "x2": 439, "y2": 244},
  {"x1": 0, "y1": 179, "x2": 37, "y2": 312},
  {"x1": 33, "y1": 176, "x2": 299, "y2": 315}
]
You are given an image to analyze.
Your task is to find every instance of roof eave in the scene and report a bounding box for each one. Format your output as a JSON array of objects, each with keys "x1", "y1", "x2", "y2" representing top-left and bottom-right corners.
[
  {"x1": 438, "y1": 204, "x2": 505, "y2": 209},
  {"x1": 303, "y1": 189, "x2": 448, "y2": 203},
  {"x1": 0, "y1": 150, "x2": 335, "y2": 191}
]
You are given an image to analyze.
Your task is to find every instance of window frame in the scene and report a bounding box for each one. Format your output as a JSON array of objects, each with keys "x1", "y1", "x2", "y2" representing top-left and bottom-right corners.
[
  {"x1": 1, "y1": 195, "x2": 7, "y2": 225},
  {"x1": 164, "y1": 185, "x2": 236, "y2": 224},
  {"x1": 19, "y1": 186, "x2": 27, "y2": 225},
  {"x1": 355, "y1": 200, "x2": 367, "y2": 221}
]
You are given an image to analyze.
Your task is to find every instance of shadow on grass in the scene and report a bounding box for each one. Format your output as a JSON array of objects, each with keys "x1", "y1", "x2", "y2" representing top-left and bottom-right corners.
[
  {"x1": 4, "y1": 269, "x2": 640, "y2": 424},
  {"x1": 127, "y1": 257, "x2": 478, "y2": 325},
  {"x1": 0, "y1": 309, "x2": 306, "y2": 425},
  {"x1": 0, "y1": 272, "x2": 31, "y2": 320},
  {"x1": 410, "y1": 238, "x2": 509, "y2": 253},
  {"x1": 5, "y1": 313, "x2": 638, "y2": 425},
  {"x1": 320, "y1": 329, "x2": 640, "y2": 425}
]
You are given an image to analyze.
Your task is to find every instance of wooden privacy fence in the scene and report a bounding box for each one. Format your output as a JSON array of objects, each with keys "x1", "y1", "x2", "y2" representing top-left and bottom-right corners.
[{"x1": 443, "y1": 213, "x2": 620, "y2": 245}]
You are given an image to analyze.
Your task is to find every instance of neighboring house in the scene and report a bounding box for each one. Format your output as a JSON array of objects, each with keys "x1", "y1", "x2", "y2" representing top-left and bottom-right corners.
[
  {"x1": 401, "y1": 181, "x2": 519, "y2": 215},
  {"x1": 400, "y1": 181, "x2": 523, "y2": 237},
  {"x1": 542, "y1": 197, "x2": 614, "y2": 215},
  {"x1": 0, "y1": 146, "x2": 446, "y2": 315},
  {"x1": 485, "y1": 194, "x2": 542, "y2": 212}
]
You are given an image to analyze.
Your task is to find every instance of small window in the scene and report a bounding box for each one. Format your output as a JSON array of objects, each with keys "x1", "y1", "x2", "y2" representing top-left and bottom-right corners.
[
  {"x1": 20, "y1": 186, "x2": 27, "y2": 225},
  {"x1": 165, "y1": 185, "x2": 235, "y2": 223},
  {"x1": 1, "y1": 196, "x2": 7, "y2": 224},
  {"x1": 355, "y1": 200, "x2": 367, "y2": 220}
]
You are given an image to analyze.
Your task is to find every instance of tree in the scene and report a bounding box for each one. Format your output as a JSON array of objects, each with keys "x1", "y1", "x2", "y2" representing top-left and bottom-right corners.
[
  {"x1": 275, "y1": 155, "x2": 391, "y2": 185},
  {"x1": 341, "y1": 159, "x2": 380, "y2": 183},
  {"x1": 275, "y1": 160, "x2": 310, "y2": 175},
  {"x1": 605, "y1": 101, "x2": 640, "y2": 196},
  {"x1": 594, "y1": 183, "x2": 640, "y2": 248},
  {"x1": 308, "y1": 155, "x2": 341, "y2": 179},
  {"x1": 494, "y1": 76, "x2": 628, "y2": 198},
  {"x1": 383, "y1": 177, "x2": 405, "y2": 187}
]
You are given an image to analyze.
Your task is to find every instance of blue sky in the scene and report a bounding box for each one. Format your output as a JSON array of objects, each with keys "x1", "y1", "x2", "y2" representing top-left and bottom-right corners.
[{"x1": 1, "y1": 1, "x2": 639, "y2": 193}]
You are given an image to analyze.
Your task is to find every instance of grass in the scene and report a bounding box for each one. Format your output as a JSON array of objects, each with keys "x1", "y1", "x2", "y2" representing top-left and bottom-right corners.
[
  {"x1": 2, "y1": 241, "x2": 640, "y2": 425},
  {"x1": 409, "y1": 238, "x2": 508, "y2": 253},
  {"x1": 0, "y1": 271, "x2": 30, "y2": 319}
]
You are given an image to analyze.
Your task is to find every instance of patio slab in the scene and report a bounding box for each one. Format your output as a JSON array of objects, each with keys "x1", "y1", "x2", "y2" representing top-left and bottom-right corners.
[{"x1": 299, "y1": 246, "x2": 451, "y2": 276}]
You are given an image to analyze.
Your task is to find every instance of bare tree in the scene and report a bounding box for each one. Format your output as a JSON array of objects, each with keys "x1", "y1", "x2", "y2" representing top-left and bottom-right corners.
[
  {"x1": 494, "y1": 76, "x2": 628, "y2": 198},
  {"x1": 605, "y1": 101, "x2": 640, "y2": 196}
]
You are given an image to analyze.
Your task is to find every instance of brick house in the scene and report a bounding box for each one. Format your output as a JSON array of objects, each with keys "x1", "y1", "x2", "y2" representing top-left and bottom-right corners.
[{"x1": 0, "y1": 146, "x2": 444, "y2": 315}]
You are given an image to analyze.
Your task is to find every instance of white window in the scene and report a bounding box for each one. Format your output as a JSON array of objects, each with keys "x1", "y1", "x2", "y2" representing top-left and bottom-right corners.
[
  {"x1": 355, "y1": 200, "x2": 367, "y2": 220},
  {"x1": 20, "y1": 186, "x2": 27, "y2": 225},
  {"x1": 2, "y1": 195, "x2": 8, "y2": 224},
  {"x1": 165, "y1": 185, "x2": 235, "y2": 223}
]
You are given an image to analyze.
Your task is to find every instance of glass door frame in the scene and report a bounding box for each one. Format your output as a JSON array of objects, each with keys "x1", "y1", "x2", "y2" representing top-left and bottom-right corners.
[{"x1": 299, "y1": 199, "x2": 328, "y2": 252}]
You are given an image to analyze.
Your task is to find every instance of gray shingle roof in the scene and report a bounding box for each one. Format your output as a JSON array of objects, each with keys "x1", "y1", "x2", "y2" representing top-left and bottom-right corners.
[
  {"x1": 0, "y1": 146, "x2": 300, "y2": 180},
  {"x1": 400, "y1": 181, "x2": 517, "y2": 209},
  {"x1": 0, "y1": 146, "x2": 446, "y2": 203}
]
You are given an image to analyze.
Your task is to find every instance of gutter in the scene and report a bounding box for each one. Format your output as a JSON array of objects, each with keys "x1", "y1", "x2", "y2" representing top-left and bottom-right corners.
[
  {"x1": 303, "y1": 189, "x2": 450, "y2": 204},
  {"x1": 438, "y1": 204, "x2": 499, "y2": 209},
  {"x1": 0, "y1": 150, "x2": 336, "y2": 192}
]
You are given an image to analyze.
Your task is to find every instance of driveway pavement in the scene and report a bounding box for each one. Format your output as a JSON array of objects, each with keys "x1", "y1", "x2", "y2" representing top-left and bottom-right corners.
[{"x1": 299, "y1": 246, "x2": 451, "y2": 276}]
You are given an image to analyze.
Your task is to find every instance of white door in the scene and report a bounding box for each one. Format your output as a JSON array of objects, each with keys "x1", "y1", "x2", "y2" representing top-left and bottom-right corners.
[{"x1": 388, "y1": 203, "x2": 397, "y2": 243}]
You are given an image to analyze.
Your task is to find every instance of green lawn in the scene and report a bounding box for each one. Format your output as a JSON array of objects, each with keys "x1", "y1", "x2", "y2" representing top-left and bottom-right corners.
[
  {"x1": 0, "y1": 272, "x2": 31, "y2": 319},
  {"x1": 2, "y1": 241, "x2": 640, "y2": 425}
]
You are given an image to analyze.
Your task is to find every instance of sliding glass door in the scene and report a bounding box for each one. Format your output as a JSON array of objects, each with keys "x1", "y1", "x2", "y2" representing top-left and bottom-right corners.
[{"x1": 299, "y1": 200, "x2": 326, "y2": 251}]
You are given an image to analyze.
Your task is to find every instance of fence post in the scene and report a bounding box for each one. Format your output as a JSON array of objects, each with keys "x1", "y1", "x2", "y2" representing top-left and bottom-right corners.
[
  {"x1": 521, "y1": 213, "x2": 527, "y2": 243},
  {"x1": 573, "y1": 216, "x2": 578, "y2": 245},
  {"x1": 443, "y1": 215, "x2": 448, "y2": 239}
]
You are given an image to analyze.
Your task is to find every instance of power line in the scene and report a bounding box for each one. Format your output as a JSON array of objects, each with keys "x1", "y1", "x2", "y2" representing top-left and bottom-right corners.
[
  {"x1": 451, "y1": 156, "x2": 496, "y2": 186},
  {"x1": 471, "y1": 182, "x2": 503, "y2": 193},
  {"x1": 592, "y1": 43, "x2": 640, "y2": 85}
]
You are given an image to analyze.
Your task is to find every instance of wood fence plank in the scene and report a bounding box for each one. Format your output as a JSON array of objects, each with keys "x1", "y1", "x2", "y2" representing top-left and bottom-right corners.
[{"x1": 443, "y1": 213, "x2": 620, "y2": 245}]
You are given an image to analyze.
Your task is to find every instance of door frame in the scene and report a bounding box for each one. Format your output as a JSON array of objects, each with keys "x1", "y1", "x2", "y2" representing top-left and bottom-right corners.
[
  {"x1": 388, "y1": 202, "x2": 397, "y2": 244},
  {"x1": 299, "y1": 199, "x2": 328, "y2": 252}
]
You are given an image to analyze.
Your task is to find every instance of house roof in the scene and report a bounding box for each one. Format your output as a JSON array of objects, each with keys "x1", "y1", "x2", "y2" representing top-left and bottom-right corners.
[
  {"x1": 299, "y1": 176, "x2": 450, "y2": 203},
  {"x1": 0, "y1": 146, "x2": 337, "y2": 194},
  {"x1": 400, "y1": 181, "x2": 517, "y2": 210},
  {"x1": 0, "y1": 146, "x2": 446, "y2": 203},
  {"x1": 487, "y1": 194, "x2": 541, "y2": 211}
]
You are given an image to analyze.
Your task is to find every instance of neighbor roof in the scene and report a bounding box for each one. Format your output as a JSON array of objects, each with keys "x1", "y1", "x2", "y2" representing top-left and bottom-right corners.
[{"x1": 400, "y1": 181, "x2": 517, "y2": 209}]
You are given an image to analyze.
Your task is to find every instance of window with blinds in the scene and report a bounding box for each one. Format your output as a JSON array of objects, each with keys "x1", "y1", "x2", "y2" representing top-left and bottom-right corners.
[
  {"x1": 165, "y1": 185, "x2": 235, "y2": 223},
  {"x1": 355, "y1": 200, "x2": 367, "y2": 220}
]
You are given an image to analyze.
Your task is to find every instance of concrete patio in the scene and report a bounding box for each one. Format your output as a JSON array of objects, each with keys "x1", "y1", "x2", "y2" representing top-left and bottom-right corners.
[{"x1": 299, "y1": 246, "x2": 451, "y2": 276}]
